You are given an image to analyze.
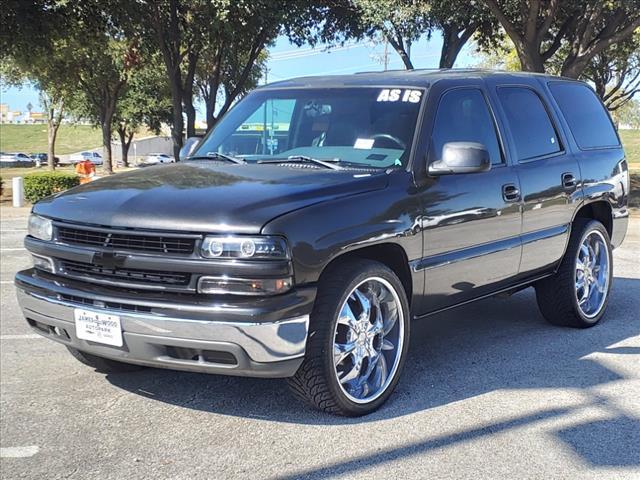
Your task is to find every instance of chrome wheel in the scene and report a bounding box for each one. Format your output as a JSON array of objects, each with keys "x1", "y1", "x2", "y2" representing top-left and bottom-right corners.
[
  {"x1": 332, "y1": 277, "x2": 404, "y2": 404},
  {"x1": 575, "y1": 230, "x2": 610, "y2": 319}
]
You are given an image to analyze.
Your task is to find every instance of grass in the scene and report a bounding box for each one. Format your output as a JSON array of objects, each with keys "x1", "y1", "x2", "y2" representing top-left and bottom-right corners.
[
  {"x1": 620, "y1": 130, "x2": 640, "y2": 170},
  {"x1": 0, "y1": 124, "x2": 102, "y2": 155},
  {"x1": 621, "y1": 130, "x2": 640, "y2": 209}
]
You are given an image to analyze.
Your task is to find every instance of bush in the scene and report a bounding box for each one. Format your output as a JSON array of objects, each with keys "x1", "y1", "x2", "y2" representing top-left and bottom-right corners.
[{"x1": 24, "y1": 171, "x2": 80, "y2": 203}]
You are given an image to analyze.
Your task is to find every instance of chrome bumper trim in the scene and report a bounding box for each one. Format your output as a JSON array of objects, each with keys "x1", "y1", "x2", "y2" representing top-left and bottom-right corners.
[{"x1": 16, "y1": 286, "x2": 310, "y2": 378}]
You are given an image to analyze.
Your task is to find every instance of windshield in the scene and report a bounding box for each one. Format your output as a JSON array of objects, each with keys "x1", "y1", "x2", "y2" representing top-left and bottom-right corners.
[{"x1": 193, "y1": 87, "x2": 424, "y2": 169}]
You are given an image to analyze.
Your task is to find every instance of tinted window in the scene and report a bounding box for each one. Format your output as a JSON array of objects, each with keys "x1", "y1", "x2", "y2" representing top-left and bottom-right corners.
[
  {"x1": 549, "y1": 82, "x2": 619, "y2": 149},
  {"x1": 497, "y1": 87, "x2": 560, "y2": 160},
  {"x1": 431, "y1": 89, "x2": 502, "y2": 165}
]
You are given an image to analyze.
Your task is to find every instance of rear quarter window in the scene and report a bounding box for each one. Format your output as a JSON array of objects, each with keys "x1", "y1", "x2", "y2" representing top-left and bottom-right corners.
[
  {"x1": 497, "y1": 86, "x2": 561, "y2": 161},
  {"x1": 548, "y1": 82, "x2": 619, "y2": 149}
]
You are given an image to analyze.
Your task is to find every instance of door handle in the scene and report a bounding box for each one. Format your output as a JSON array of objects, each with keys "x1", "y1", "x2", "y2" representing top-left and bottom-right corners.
[
  {"x1": 502, "y1": 183, "x2": 520, "y2": 202},
  {"x1": 562, "y1": 172, "x2": 577, "y2": 189}
]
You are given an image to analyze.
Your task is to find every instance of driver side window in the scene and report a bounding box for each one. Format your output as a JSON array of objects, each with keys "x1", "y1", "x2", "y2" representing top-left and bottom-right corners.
[{"x1": 431, "y1": 88, "x2": 503, "y2": 166}]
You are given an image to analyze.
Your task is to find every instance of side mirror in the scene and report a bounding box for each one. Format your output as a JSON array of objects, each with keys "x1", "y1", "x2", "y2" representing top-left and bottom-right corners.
[
  {"x1": 179, "y1": 136, "x2": 202, "y2": 161},
  {"x1": 428, "y1": 142, "x2": 491, "y2": 175}
]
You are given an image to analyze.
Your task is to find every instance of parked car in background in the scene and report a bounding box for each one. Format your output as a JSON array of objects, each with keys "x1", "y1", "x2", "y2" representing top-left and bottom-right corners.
[
  {"x1": 0, "y1": 152, "x2": 35, "y2": 164},
  {"x1": 32, "y1": 153, "x2": 60, "y2": 167},
  {"x1": 141, "y1": 153, "x2": 174, "y2": 165},
  {"x1": 67, "y1": 151, "x2": 103, "y2": 165}
]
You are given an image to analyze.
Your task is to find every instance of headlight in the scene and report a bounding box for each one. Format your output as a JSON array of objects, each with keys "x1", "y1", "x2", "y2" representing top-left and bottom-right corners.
[
  {"x1": 198, "y1": 276, "x2": 292, "y2": 296},
  {"x1": 201, "y1": 236, "x2": 289, "y2": 260},
  {"x1": 28, "y1": 214, "x2": 53, "y2": 241}
]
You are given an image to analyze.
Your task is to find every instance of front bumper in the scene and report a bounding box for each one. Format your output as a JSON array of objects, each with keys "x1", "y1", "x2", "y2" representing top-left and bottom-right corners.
[{"x1": 15, "y1": 269, "x2": 316, "y2": 378}]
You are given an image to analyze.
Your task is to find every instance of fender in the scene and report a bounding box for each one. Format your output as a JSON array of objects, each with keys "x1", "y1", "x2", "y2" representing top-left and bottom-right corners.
[{"x1": 262, "y1": 170, "x2": 423, "y2": 290}]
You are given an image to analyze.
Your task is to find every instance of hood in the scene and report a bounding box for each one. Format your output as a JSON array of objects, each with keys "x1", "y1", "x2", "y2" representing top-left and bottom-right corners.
[{"x1": 34, "y1": 162, "x2": 389, "y2": 234}]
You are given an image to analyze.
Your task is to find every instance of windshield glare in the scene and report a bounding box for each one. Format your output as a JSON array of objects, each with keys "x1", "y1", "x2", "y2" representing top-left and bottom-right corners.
[{"x1": 193, "y1": 87, "x2": 424, "y2": 169}]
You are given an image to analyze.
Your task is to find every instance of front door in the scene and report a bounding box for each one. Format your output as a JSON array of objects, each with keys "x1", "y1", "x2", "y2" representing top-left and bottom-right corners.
[{"x1": 418, "y1": 83, "x2": 522, "y2": 313}]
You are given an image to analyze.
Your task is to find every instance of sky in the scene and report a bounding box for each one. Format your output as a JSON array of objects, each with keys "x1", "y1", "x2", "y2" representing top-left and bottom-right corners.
[{"x1": 0, "y1": 32, "x2": 477, "y2": 119}]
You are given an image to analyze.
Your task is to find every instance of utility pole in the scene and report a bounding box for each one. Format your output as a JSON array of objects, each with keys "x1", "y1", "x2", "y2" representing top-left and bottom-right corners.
[{"x1": 383, "y1": 39, "x2": 389, "y2": 71}]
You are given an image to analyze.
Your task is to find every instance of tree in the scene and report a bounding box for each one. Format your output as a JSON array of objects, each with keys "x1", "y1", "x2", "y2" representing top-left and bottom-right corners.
[
  {"x1": 612, "y1": 98, "x2": 640, "y2": 129},
  {"x1": 195, "y1": 35, "x2": 268, "y2": 130},
  {"x1": 1, "y1": 0, "x2": 73, "y2": 170},
  {"x1": 339, "y1": 0, "x2": 497, "y2": 70},
  {"x1": 581, "y1": 33, "x2": 640, "y2": 111},
  {"x1": 126, "y1": 0, "x2": 335, "y2": 158},
  {"x1": 353, "y1": 0, "x2": 429, "y2": 70},
  {"x1": 473, "y1": 36, "x2": 521, "y2": 71},
  {"x1": 429, "y1": 0, "x2": 499, "y2": 68},
  {"x1": 40, "y1": 92, "x2": 64, "y2": 167},
  {"x1": 481, "y1": 0, "x2": 640, "y2": 78},
  {"x1": 62, "y1": 32, "x2": 138, "y2": 174},
  {"x1": 113, "y1": 57, "x2": 173, "y2": 166}
]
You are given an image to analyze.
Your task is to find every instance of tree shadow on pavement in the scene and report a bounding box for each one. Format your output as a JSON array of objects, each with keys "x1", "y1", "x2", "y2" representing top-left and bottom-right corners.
[{"x1": 106, "y1": 277, "x2": 640, "y2": 467}]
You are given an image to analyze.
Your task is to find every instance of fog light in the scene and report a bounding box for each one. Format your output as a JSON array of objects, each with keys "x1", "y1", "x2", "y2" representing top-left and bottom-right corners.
[
  {"x1": 197, "y1": 276, "x2": 292, "y2": 296},
  {"x1": 32, "y1": 254, "x2": 54, "y2": 273}
]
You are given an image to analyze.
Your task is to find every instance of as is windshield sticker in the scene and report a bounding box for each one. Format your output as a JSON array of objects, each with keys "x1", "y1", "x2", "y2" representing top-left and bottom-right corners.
[{"x1": 377, "y1": 89, "x2": 422, "y2": 103}]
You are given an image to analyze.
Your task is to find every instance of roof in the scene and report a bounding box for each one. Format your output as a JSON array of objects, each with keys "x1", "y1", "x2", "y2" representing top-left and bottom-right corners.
[{"x1": 262, "y1": 68, "x2": 574, "y2": 90}]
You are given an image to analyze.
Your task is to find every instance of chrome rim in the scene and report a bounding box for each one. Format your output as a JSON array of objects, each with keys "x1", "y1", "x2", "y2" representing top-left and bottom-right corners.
[
  {"x1": 332, "y1": 277, "x2": 404, "y2": 404},
  {"x1": 575, "y1": 230, "x2": 610, "y2": 319}
]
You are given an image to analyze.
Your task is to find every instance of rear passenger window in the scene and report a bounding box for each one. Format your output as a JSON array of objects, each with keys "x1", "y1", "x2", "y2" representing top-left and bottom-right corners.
[
  {"x1": 497, "y1": 87, "x2": 560, "y2": 161},
  {"x1": 431, "y1": 88, "x2": 503, "y2": 165},
  {"x1": 549, "y1": 82, "x2": 619, "y2": 149}
]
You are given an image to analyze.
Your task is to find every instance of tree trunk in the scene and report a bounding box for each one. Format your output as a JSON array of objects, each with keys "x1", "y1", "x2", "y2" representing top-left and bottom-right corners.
[
  {"x1": 47, "y1": 113, "x2": 58, "y2": 171},
  {"x1": 102, "y1": 120, "x2": 113, "y2": 174},
  {"x1": 183, "y1": 50, "x2": 199, "y2": 138},
  {"x1": 117, "y1": 126, "x2": 133, "y2": 167},
  {"x1": 440, "y1": 29, "x2": 460, "y2": 69},
  {"x1": 515, "y1": 43, "x2": 546, "y2": 73},
  {"x1": 560, "y1": 59, "x2": 589, "y2": 79},
  {"x1": 168, "y1": 69, "x2": 184, "y2": 161},
  {"x1": 184, "y1": 99, "x2": 196, "y2": 138},
  {"x1": 205, "y1": 97, "x2": 216, "y2": 131}
]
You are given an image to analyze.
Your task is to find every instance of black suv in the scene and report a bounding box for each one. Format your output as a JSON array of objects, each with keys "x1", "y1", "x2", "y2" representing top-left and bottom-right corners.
[{"x1": 16, "y1": 70, "x2": 629, "y2": 416}]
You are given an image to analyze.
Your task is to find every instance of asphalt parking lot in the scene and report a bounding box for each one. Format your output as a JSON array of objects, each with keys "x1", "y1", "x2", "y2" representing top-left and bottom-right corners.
[{"x1": 1, "y1": 206, "x2": 638, "y2": 480}]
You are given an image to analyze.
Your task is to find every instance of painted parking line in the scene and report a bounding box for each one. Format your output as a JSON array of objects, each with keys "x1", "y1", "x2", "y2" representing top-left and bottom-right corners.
[
  {"x1": 0, "y1": 334, "x2": 42, "y2": 340},
  {"x1": 0, "y1": 248, "x2": 26, "y2": 252},
  {"x1": 0, "y1": 446, "x2": 40, "y2": 458}
]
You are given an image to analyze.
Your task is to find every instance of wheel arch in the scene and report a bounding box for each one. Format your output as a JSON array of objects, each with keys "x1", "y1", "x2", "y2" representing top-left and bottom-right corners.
[
  {"x1": 319, "y1": 243, "x2": 413, "y2": 307},
  {"x1": 572, "y1": 200, "x2": 613, "y2": 239}
]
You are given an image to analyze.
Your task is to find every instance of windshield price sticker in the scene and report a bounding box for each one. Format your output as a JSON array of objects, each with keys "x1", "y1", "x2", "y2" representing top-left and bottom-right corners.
[
  {"x1": 354, "y1": 138, "x2": 375, "y2": 149},
  {"x1": 377, "y1": 89, "x2": 422, "y2": 103}
]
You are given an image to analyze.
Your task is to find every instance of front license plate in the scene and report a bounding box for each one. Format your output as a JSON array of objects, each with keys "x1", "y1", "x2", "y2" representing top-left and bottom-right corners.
[{"x1": 74, "y1": 309, "x2": 123, "y2": 347}]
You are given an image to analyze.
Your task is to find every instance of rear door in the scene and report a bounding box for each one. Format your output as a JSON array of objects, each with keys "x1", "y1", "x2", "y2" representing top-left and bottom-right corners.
[
  {"x1": 489, "y1": 79, "x2": 582, "y2": 275},
  {"x1": 418, "y1": 79, "x2": 522, "y2": 312}
]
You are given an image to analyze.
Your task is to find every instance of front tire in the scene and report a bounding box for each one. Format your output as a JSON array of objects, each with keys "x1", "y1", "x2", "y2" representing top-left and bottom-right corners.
[
  {"x1": 66, "y1": 347, "x2": 144, "y2": 373},
  {"x1": 535, "y1": 219, "x2": 613, "y2": 328},
  {"x1": 288, "y1": 259, "x2": 410, "y2": 416}
]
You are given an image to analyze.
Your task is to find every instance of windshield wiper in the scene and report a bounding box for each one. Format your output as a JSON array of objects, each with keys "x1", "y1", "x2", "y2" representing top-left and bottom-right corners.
[
  {"x1": 258, "y1": 155, "x2": 343, "y2": 170},
  {"x1": 188, "y1": 152, "x2": 245, "y2": 164}
]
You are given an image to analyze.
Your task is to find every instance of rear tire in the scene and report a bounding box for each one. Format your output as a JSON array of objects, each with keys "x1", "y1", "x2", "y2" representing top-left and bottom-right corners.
[
  {"x1": 535, "y1": 219, "x2": 613, "y2": 328},
  {"x1": 288, "y1": 259, "x2": 410, "y2": 416},
  {"x1": 66, "y1": 347, "x2": 144, "y2": 373}
]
